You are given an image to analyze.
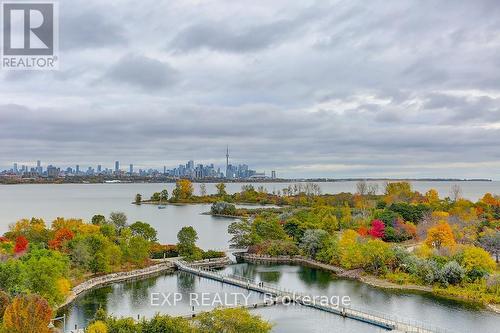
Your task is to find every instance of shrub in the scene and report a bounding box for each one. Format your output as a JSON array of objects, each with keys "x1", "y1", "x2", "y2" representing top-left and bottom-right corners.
[
  {"x1": 258, "y1": 240, "x2": 299, "y2": 256},
  {"x1": 368, "y1": 220, "x2": 385, "y2": 238},
  {"x1": 150, "y1": 244, "x2": 178, "y2": 259},
  {"x1": 211, "y1": 202, "x2": 237, "y2": 216},
  {"x1": 202, "y1": 250, "x2": 225, "y2": 260},
  {"x1": 460, "y1": 245, "x2": 496, "y2": 281},
  {"x1": 440, "y1": 261, "x2": 465, "y2": 285},
  {"x1": 385, "y1": 271, "x2": 415, "y2": 285},
  {"x1": 87, "y1": 321, "x2": 108, "y2": 333}
]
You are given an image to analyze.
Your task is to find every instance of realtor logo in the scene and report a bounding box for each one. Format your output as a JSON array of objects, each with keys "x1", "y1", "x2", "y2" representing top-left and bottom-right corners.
[{"x1": 1, "y1": 1, "x2": 59, "y2": 70}]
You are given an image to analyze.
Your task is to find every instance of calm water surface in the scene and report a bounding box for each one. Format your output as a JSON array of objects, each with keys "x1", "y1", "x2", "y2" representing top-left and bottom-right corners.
[
  {"x1": 62, "y1": 263, "x2": 500, "y2": 333},
  {"x1": 0, "y1": 181, "x2": 498, "y2": 246}
]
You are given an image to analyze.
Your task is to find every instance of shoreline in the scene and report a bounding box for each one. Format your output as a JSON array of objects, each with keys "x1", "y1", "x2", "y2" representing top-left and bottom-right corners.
[
  {"x1": 237, "y1": 253, "x2": 500, "y2": 315},
  {"x1": 59, "y1": 261, "x2": 175, "y2": 310},
  {"x1": 58, "y1": 257, "x2": 232, "y2": 311}
]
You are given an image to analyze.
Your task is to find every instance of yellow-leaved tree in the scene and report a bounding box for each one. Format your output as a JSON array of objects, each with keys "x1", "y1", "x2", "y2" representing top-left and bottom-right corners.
[{"x1": 87, "y1": 321, "x2": 108, "y2": 333}]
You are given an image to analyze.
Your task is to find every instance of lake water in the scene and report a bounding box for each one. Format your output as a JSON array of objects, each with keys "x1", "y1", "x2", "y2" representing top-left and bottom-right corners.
[
  {"x1": 0, "y1": 181, "x2": 498, "y2": 246},
  {"x1": 1, "y1": 182, "x2": 498, "y2": 332},
  {"x1": 61, "y1": 263, "x2": 500, "y2": 333}
]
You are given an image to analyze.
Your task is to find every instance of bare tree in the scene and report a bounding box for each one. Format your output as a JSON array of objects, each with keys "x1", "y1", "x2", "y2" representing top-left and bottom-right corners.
[
  {"x1": 416, "y1": 211, "x2": 438, "y2": 240},
  {"x1": 367, "y1": 183, "x2": 379, "y2": 195},
  {"x1": 450, "y1": 184, "x2": 462, "y2": 202},
  {"x1": 199, "y1": 183, "x2": 207, "y2": 196},
  {"x1": 356, "y1": 180, "x2": 368, "y2": 196},
  {"x1": 479, "y1": 229, "x2": 500, "y2": 263}
]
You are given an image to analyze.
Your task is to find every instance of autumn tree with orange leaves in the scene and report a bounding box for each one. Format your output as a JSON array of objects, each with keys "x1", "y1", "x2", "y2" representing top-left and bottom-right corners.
[
  {"x1": 2, "y1": 294, "x2": 52, "y2": 333},
  {"x1": 48, "y1": 228, "x2": 75, "y2": 251},
  {"x1": 425, "y1": 222, "x2": 456, "y2": 249}
]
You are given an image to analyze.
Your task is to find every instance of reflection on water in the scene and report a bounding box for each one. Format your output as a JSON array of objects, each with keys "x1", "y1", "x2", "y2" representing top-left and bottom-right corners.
[
  {"x1": 62, "y1": 263, "x2": 500, "y2": 333},
  {"x1": 221, "y1": 263, "x2": 500, "y2": 333}
]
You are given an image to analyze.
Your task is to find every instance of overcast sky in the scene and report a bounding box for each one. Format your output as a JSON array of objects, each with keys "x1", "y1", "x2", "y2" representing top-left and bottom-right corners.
[{"x1": 1, "y1": 0, "x2": 500, "y2": 179}]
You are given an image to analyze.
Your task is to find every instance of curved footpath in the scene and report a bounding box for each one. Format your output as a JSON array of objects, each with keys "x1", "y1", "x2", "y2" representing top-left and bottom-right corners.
[
  {"x1": 236, "y1": 253, "x2": 500, "y2": 314},
  {"x1": 59, "y1": 257, "x2": 232, "y2": 310},
  {"x1": 59, "y1": 261, "x2": 175, "y2": 309}
]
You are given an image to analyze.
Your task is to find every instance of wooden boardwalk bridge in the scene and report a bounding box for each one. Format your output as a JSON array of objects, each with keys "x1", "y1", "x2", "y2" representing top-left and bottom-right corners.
[{"x1": 174, "y1": 259, "x2": 454, "y2": 333}]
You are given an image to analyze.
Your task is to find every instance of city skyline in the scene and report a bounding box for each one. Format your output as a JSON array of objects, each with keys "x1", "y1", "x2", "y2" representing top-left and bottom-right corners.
[{"x1": 1, "y1": 147, "x2": 277, "y2": 180}]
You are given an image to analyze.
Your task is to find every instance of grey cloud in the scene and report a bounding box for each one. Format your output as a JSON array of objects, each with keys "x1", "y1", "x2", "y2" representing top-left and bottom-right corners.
[
  {"x1": 61, "y1": 10, "x2": 127, "y2": 50},
  {"x1": 104, "y1": 55, "x2": 178, "y2": 90},
  {"x1": 1, "y1": 0, "x2": 500, "y2": 179},
  {"x1": 168, "y1": 5, "x2": 323, "y2": 54},
  {"x1": 170, "y1": 20, "x2": 295, "y2": 53}
]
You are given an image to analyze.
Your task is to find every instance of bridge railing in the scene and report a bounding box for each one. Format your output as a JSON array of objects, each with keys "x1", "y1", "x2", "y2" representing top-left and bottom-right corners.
[{"x1": 176, "y1": 260, "x2": 454, "y2": 333}]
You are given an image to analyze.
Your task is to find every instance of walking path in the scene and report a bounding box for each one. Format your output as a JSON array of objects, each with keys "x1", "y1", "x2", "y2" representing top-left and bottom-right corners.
[{"x1": 174, "y1": 259, "x2": 454, "y2": 333}]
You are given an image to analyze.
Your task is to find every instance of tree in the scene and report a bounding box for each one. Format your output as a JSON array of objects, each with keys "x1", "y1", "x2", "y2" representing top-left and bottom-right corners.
[
  {"x1": 13, "y1": 236, "x2": 28, "y2": 254},
  {"x1": 92, "y1": 214, "x2": 106, "y2": 225},
  {"x1": 87, "y1": 321, "x2": 108, "y2": 333},
  {"x1": 283, "y1": 218, "x2": 305, "y2": 242},
  {"x1": 160, "y1": 189, "x2": 169, "y2": 201},
  {"x1": 85, "y1": 234, "x2": 116, "y2": 274},
  {"x1": 196, "y1": 308, "x2": 272, "y2": 333},
  {"x1": 300, "y1": 229, "x2": 328, "y2": 258},
  {"x1": 425, "y1": 189, "x2": 440, "y2": 204},
  {"x1": 461, "y1": 245, "x2": 496, "y2": 280},
  {"x1": 21, "y1": 249, "x2": 70, "y2": 305},
  {"x1": 228, "y1": 219, "x2": 253, "y2": 248},
  {"x1": 425, "y1": 222, "x2": 455, "y2": 249},
  {"x1": 69, "y1": 237, "x2": 91, "y2": 269},
  {"x1": 172, "y1": 179, "x2": 194, "y2": 200},
  {"x1": 211, "y1": 202, "x2": 236, "y2": 216},
  {"x1": 7, "y1": 218, "x2": 49, "y2": 245},
  {"x1": 151, "y1": 192, "x2": 161, "y2": 201},
  {"x1": 478, "y1": 228, "x2": 500, "y2": 263},
  {"x1": 109, "y1": 212, "x2": 127, "y2": 230},
  {"x1": 384, "y1": 182, "x2": 413, "y2": 204},
  {"x1": 0, "y1": 290, "x2": 10, "y2": 320},
  {"x1": 361, "y1": 239, "x2": 394, "y2": 274},
  {"x1": 3, "y1": 294, "x2": 52, "y2": 333},
  {"x1": 339, "y1": 203, "x2": 352, "y2": 228},
  {"x1": 48, "y1": 228, "x2": 74, "y2": 251},
  {"x1": 130, "y1": 221, "x2": 158, "y2": 242},
  {"x1": 135, "y1": 193, "x2": 142, "y2": 204},
  {"x1": 199, "y1": 183, "x2": 207, "y2": 197},
  {"x1": 356, "y1": 180, "x2": 368, "y2": 196},
  {"x1": 450, "y1": 184, "x2": 462, "y2": 202},
  {"x1": 338, "y1": 230, "x2": 363, "y2": 269},
  {"x1": 368, "y1": 220, "x2": 385, "y2": 239},
  {"x1": 140, "y1": 314, "x2": 195, "y2": 333},
  {"x1": 124, "y1": 236, "x2": 150, "y2": 265},
  {"x1": 177, "y1": 226, "x2": 199, "y2": 259},
  {"x1": 216, "y1": 183, "x2": 227, "y2": 197},
  {"x1": 440, "y1": 261, "x2": 465, "y2": 285},
  {"x1": 252, "y1": 216, "x2": 288, "y2": 243}
]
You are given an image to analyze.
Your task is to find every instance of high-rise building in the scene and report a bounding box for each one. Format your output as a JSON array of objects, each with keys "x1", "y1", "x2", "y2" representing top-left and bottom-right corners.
[
  {"x1": 115, "y1": 161, "x2": 120, "y2": 173},
  {"x1": 75, "y1": 165, "x2": 80, "y2": 174},
  {"x1": 225, "y1": 146, "x2": 230, "y2": 178},
  {"x1": 36, "y1": 160, "x2": 42, "y2": 175},
  {"x1": 47, "y1": 165, "x2": 60, "y2": 178},
  {"x1": 97, "y1": 165, "x2": 102, "y2": 173},
  {"x1": 271, "y1": 170, "x2": 276, "y2": 179},
  {"x1": 13, "y1": 163, "x2": 18, "y2": 173},
  {"x1": 129, "y1": 164, "x2": 133, "y2": 175}
]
